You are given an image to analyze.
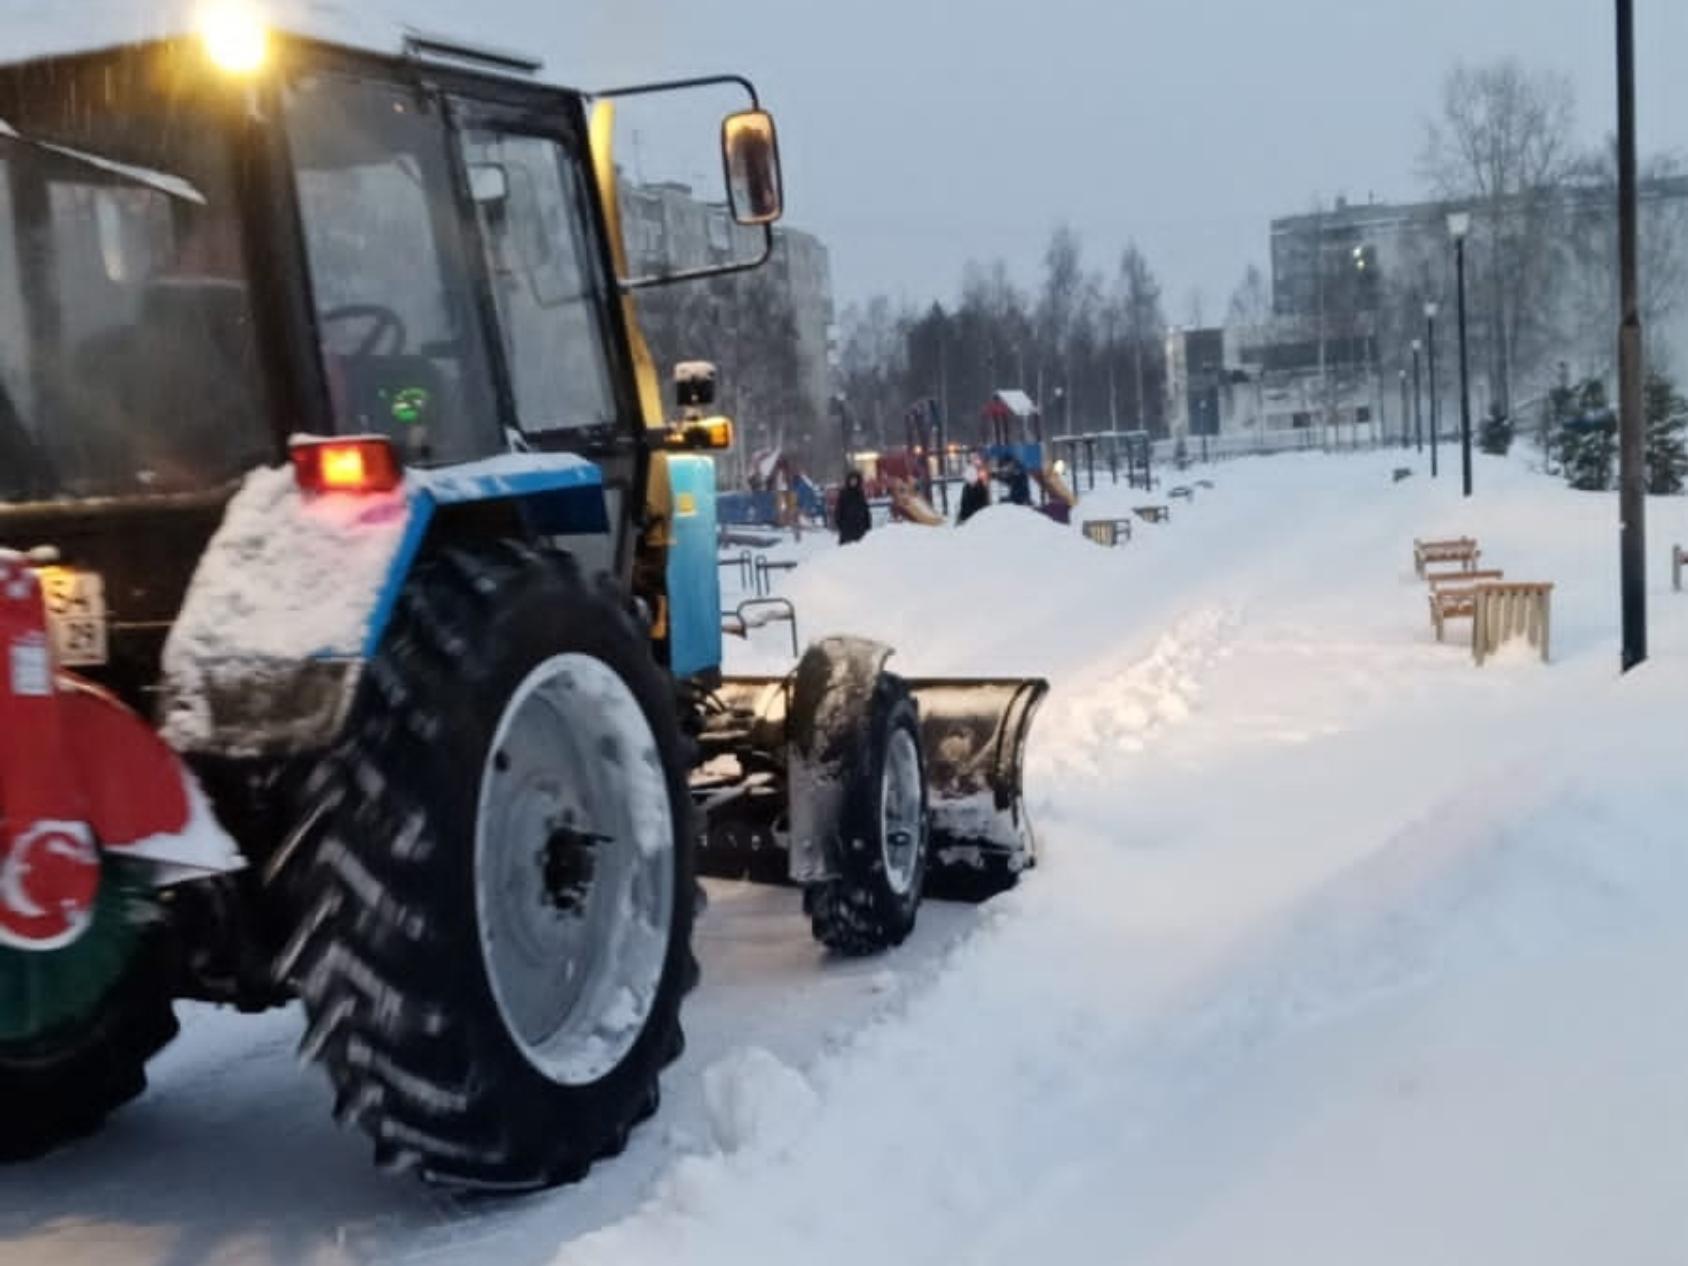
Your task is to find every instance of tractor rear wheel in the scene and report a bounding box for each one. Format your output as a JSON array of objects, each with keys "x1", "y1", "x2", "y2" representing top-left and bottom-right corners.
[
  {"x1": 804, "y1": 676, "x2": 929, "y2": 956},
  {"x1": 0, "y1": 873, "x2": 177, "y2": 1161},
  {"x1": 273, "y1": 545, "x2": 697, "y2": 1190}
]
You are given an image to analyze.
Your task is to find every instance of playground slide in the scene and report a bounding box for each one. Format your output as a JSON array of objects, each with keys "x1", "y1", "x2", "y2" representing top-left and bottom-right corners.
[
  {"x1": 891, "y1": 484, "x2": 947, "y2": 526},
  {"x1": 1036, "y1": 467, "x2": 1079, "y2": 507}
]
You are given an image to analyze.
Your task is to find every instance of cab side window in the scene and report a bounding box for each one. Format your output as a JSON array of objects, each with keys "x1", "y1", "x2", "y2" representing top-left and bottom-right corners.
[
  {"x1": 285, "y1": 74, "x2": 503, "y2": 463},
  {"x1": 458, "y1": 128, "x2": 619, "y2": 437}
]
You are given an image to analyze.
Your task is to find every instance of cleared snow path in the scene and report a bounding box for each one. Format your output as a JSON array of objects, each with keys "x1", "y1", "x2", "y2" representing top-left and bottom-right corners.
[{"x1": 6, "y1": 450, "x2": 1688, "y2": 1265}]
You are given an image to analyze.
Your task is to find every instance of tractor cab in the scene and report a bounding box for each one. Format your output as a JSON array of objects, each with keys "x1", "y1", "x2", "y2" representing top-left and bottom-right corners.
[{"x1": 0, "y1": 21, "x2": 777, "y2": 709}]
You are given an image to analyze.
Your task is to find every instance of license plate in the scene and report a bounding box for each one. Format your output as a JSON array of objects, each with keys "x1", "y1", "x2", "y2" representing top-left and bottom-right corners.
[{"x1": 38, "y1": 567, "x2": 109, "y2": 668}]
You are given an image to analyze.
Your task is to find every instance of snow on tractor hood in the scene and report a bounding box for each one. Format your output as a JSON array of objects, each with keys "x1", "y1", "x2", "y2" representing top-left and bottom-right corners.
[{"x1": 160, "y1": 452, "x2": 602, "y2": 757}]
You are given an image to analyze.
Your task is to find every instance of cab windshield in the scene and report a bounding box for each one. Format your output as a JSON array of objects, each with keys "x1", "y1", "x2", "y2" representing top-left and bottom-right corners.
[{"x1": 0, "y1": 48, "x2": 270, "y2": 504}]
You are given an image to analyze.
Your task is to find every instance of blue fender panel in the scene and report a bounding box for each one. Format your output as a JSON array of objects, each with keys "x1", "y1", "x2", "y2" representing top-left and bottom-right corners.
[
  {"x1": 361, "y1": 455, "x2": 609, "y2": 659},
  {"x1": 664, "y1": 455, "x2": 724, "y2": 678}
]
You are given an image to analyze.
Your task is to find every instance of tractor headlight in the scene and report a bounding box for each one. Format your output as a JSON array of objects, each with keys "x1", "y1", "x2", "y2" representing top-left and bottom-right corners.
[{"x1": 200, "y1": 0, "x2": 270, "y2": 75}]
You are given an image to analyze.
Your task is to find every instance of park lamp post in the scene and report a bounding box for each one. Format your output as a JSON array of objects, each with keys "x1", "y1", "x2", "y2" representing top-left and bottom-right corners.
[
  {"x1": 1616, "y1": 0, "x2": 1646, "y2": 670},
  {"x1": 1424, "y1": 300, "x2": 1440, "y2": 478},
  {"x1": 1399, "y1": 369, "x2": 1410, "y2": 450},
  {"x1": 1448, "y1": 209, "x2": 1475, "y2": 497},
  {"x1": 1411, "y1": 338, "x2": 1424, "y2": 454}
]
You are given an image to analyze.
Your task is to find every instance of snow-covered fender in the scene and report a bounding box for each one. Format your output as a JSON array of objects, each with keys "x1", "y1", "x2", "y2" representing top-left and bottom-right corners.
[
  {"x1": 160, "y1": 453, "x2": 610, "y2": 760},
  {"x1": 785, "y1": 635, "x2": 894, "y2": 885}
]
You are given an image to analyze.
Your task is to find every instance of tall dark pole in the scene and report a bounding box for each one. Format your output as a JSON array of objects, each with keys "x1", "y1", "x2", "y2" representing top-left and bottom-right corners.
[
  {"x1": 1617, "y1": 0, "x2": 1647, "y2": 670},
  {"x1": 1412, "y1": 340, "x2": 1424, "y2": 453},
  {"x1": 1399, "y1": 371, "x2": 1410, "y2": 450},
  {"x1": 1452, "y1": 221, "x2": 1474, "y2": 498},
  {"x1": 1426, "y1": 305, "x2": 1440, "y2": 478}
]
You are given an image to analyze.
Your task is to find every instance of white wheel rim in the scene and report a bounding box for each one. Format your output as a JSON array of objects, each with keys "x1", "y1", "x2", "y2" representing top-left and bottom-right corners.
[
  {"x1": 474, "y1": 653, "x2": 675, "y2": 1086},
  {"x1": 881, "y1": 726, "x2": 924, "y2": 898}
]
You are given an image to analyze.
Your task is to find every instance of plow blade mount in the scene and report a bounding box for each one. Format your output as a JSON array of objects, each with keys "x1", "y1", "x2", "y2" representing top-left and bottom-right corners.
[
  {"x1": 906, "y1": 678, "x2": 1049, "y2": 901},
  {"x1": 698, "y1": 674, "x2": 1048, "y2": 901}
]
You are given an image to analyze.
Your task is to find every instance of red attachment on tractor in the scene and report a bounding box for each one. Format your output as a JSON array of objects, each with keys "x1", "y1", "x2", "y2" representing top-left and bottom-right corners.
[
  {"x1": 0, "y1": 555, "x2": 101, "y2": 949},
  {"x1": 0, "y1": 553, "x2": 210, "y2": 951}
]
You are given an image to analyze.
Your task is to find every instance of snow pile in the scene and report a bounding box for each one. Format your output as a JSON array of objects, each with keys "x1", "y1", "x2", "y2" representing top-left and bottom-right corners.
[
  {"x1": 699, "y1": 1048, "x2": 819, "y2": 1156},
  {"x1": 163, "y1": 465, "x2": 408, "y2": 667},
  {"x1": 575, "y1": 451, "x2": 1688, "y2": 1266},
  {"x1": 159, "y1": 465, "x2": 410, "y2": 747}
]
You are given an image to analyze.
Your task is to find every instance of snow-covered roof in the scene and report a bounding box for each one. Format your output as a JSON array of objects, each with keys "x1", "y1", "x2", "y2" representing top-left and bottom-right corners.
[
  {"x1": 2, "y1": 1, "x2": 409, "y2": 67},
  {"x1": 993, "y1": 389, "x2": 1040, "y2": 418}
]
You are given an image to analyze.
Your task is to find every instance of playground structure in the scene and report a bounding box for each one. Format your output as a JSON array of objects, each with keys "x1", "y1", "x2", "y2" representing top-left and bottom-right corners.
[
  {"x1": 718, "y1": 447, "x2": 827, "y2": 531},
  {"x1": 842, "y1": 390, "x2": 1175, "y2": 531}
]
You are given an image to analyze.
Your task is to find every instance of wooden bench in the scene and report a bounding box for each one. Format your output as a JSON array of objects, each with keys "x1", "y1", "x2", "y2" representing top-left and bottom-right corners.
[
  {"x1": 1082, "y1": 518, "x2": 1134, "y2": 547},
  {"x1": 1675, "y1": 545, "x2": 1687, "y2": 592},
  {"x1": 1392, "y1": 467, "x2": 1413, "y2": 483},
  {"x1": 1472, "y1": 582, "x2": 1553, "y2": 665},
  {"x1": 1195, "y1": 479, "x2": 1216, "y2": 490},
  {"x1": 1134, "y1": 504, "x2": 1171, "y2": 524},
  {"x1": 1426, "y1": 569, "x2": 1507, "y2": 640},
  {"x1": 1427, "y1": 568, "x2": 1504, "y2": 588},
  {"x1": 1168, "y1": 486, "x2": 1195, "y2": 501},
  {"x1": 1414, "y1": 536, "x2": 1480, "y2": 577}
]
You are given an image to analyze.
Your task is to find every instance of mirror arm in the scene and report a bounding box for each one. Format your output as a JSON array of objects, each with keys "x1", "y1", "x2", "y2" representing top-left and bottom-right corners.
[
  {"x1": 593, "y1": 73, "x2": 761, "y2": 110},
  {"x1": 618, "y1": 225, "x2": 774, "y2": 293}
]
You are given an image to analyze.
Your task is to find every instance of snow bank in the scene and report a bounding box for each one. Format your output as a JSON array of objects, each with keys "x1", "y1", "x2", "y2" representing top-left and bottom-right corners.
[
  {"x1": 574, "y1": 451, "x2": 1688, "y2": 1266},
  {"x1": 163, "y1": 465, "x2": 409, "y2": 669},
  {"x1": 699, "y1": 1048, "x2": 819, "y2": 1156}
]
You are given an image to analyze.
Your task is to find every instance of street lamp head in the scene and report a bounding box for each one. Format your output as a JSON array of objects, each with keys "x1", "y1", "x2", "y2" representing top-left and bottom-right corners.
[
  {"x1": 1425, "y1": 300, "x2": 1440, "y2": 320},
  {"x1": 1412, "y1": 338, "x2": 1423, "y2": 352},
  {"x1": 1447, "y1": 210, "x2": 1472, "y2": 241}
]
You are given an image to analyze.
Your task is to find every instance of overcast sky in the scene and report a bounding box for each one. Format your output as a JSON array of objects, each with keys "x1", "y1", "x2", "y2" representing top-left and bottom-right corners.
[
  {"x1": 28, "y1": 0, "x2": 1688, "y2": 317},
  {"x1": 550, "y1": 0, "x2": 1688, "y2": 318}
]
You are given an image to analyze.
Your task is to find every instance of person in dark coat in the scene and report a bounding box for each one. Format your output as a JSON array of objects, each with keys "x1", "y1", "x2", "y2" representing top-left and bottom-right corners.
[
  {"x1": 835, "y1": 470, "x2": 872, "y2": 544},
  {"x1": 956, "y1": 458, "x2": 991, "y2": 524},
  {"x1": 1001, "y1": 457, "x2": 1032, "y2": 506}
]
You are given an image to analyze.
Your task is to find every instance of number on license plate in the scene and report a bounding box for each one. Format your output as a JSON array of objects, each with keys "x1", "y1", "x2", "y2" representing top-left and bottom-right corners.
[{"x1": 38, "y1": 568, "x2": 109, "y2": 668}]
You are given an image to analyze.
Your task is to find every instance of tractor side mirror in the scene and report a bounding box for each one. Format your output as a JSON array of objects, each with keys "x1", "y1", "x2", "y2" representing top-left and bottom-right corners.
[
  {"x1": 676, "y1": 361, "x2": 718, "y2": 411},
  {"x1": 723, "y1": 110, "x2": 783, "y2": 226}
]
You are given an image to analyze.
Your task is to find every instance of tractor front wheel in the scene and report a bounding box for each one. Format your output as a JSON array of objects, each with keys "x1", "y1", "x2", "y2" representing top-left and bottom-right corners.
[{"x1": 804, "y1": 676, "x2": 929, "y2": 956}]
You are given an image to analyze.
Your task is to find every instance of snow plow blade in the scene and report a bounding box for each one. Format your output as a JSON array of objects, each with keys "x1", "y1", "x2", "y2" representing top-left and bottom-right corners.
[{"x1": 906, "y1": 678, "x2": 1049, "y2": 901}]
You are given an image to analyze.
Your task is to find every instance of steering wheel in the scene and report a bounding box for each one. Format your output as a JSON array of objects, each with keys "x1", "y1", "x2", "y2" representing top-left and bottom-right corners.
[{"x1": 320, "y1": 304, "x2": 408, "y2": 358}]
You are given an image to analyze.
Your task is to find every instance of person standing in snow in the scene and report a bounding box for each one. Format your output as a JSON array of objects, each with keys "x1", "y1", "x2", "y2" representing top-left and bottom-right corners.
[
  {"x1": 957, "y1": 457, "x2": 991, "y2": 524},
  {"x1": 1001, "y1": 457, "x2": 1032, "y2": 506},
  {"x1": 835, "y1": 470, "x2": 872, "y2": 544}
]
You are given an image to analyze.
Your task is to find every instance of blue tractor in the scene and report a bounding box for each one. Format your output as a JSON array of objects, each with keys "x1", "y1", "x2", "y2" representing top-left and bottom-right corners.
[{"x1": 0, "y1": 15, "x2": 1045, "y2": 1189}]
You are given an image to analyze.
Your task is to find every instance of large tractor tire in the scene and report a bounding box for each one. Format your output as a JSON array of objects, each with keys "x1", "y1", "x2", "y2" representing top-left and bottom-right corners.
[
  {"x1": 0, "y1": 874, "x2": 178, "y2": 1161},
  {"x1": 273, "y1": 545, "x2": 697, "y2": 1190},
  {"x1": 804, "y1": 675, "x2": 930, "y2": 956}
]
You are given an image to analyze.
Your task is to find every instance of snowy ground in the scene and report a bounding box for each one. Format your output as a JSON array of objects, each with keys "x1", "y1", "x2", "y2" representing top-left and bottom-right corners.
[{"x1": 7, "y1": 448, "x2": 1688, "y2": 1264}]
